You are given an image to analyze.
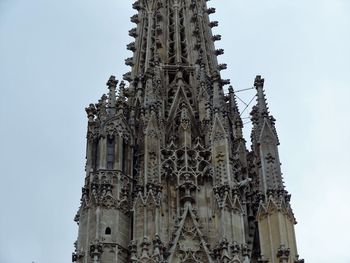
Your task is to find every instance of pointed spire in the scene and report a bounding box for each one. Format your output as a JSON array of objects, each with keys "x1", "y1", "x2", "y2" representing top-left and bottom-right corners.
[
  {"x1": 254, "y1": 75, "x2": 269, "y2": 118},
  {"x1": 126, "y1": 0, "x2": 223, "y2": 77},
  {"x1": 228, "y1": 86, "x2": 244, "y2": 139},
  {"x1": 228, "y1": 86, "x2": 240, "y2": 116},
  {"x1": 106, "y1": 75, "x2": 118, "y2": 114},
  {"x1": 251, "y1": 75, "x2": 280, "y2": 145},
  {"x1": 145, "y1": 108, "x2": 159, "y2": 138},
  {"x1": 212, "y1": 114, "x2": 228, "y2": 142},
  {"x1": 212, "y1": 71, "x2": 223, "y2": 111}
]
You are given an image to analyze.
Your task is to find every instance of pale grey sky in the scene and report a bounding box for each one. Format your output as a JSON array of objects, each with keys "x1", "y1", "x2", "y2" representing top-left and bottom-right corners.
[{"x1": 0, "y1": 0, "x2": 349, "y2": 262}]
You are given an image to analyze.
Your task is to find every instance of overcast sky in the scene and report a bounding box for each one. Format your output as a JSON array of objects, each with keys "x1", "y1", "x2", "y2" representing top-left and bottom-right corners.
[{"x1": 0, "y1": 0, "x2": 349, "y2": 262}]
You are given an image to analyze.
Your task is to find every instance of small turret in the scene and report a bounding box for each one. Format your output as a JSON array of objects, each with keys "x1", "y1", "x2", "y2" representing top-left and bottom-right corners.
[{"x1": 249, "y1": 76, "x2": 301, "y2": 263}]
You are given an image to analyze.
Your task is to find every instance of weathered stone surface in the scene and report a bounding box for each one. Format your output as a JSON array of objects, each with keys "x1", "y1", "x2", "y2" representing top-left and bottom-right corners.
[{"x1": 73, "y1": 1, "x2": 303, "y2": 263}]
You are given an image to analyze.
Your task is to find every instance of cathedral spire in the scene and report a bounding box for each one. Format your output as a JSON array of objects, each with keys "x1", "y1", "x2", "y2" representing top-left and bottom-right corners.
[
  {"x1": 73, "y1": 2, "x2": 303, "y2": 263},
  {"x1": 125, "y1": 0, "x2": 224, "y2": 81},
  {"x1": 247, "y1": 75, "x2": 301, "y2": 262}
]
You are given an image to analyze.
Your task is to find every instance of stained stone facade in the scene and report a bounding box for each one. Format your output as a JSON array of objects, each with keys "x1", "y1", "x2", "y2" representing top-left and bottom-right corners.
[{"x1": 73, "y1": 1, "x2": 303, "y2": 263}]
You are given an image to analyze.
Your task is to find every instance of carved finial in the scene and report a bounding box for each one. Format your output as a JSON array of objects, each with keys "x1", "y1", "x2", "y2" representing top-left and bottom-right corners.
[
  {"x1": 106, "y1": 75, "x2": 118, "y2": 111},
  {"x1": 85, "y1": 104, "x2": 96, "y2": 122},
  {"x1": 254, "y1": 75, "x2": 264, "y2": 88},
  {"x1": 95, "y1": 94, "x2": 108, "y2": 120},
  {"x1": 254, "y1": 75, "x2": 268, "y2": 117},
  {"x1": 118, "y1": 80, "x2": 126, "y2": 101},
  {"x1": 228, "y1": 85, "x2": 234, "y2": 93}
]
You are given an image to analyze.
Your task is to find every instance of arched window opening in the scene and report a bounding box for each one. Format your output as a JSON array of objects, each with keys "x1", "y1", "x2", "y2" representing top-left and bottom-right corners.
[
  {"x1": 107, "y1": 136, "x2": 115, "y2": 169},
  {"x1": 93, "y1": 140, "x2": 98, "y2": 171},
  {"x1": 122, "y1": 138, "x2": 127, "y2": 173},
  {"x1": 105, "y1": 227, "x2": 111, "y2": 235}
]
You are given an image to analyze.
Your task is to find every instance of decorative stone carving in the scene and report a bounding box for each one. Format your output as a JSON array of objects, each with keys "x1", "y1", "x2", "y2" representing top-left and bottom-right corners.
[
  {"x1": 277, "y1": 245, "x2": 290, "y2": 263},
  {"x1": 73, "y1": 1, "x2": 303, "y2": 263}
]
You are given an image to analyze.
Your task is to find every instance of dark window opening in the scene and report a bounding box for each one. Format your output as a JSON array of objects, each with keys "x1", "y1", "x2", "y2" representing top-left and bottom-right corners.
[
  {"x1": 122, "y1": 138, "x2": 127, "y2": 173},
  {"x1": 107, "y1": 136, "x2": 115, "y2": 169},
  {"x1": 93, "y1": 140, "x2": 98, "y2": 171},
  {"x1": 105, "y1": 227, "x2": 111, "y2": 235}
]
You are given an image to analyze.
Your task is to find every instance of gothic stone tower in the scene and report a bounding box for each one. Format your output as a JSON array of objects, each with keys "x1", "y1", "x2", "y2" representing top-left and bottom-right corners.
[{"x1": 73, "y1": 1, "x2": 304, "y2": 263}]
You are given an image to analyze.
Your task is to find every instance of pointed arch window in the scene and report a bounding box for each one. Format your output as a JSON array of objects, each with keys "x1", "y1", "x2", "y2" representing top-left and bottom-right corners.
[
  {"x1": 92, "y1": 140, "x2": 99, "y2": 171},
  {"x1": 122, "y1": 138, "x2": 127, "y2": 173},
  {"x1": 107, "y1": 136, "x2": 115, "y2": 169},
  {"x1": 105, "y1": 227, "x2": 111, "y2": 235}
]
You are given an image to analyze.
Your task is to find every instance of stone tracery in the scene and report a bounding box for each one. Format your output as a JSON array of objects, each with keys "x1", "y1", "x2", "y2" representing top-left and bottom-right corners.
[{"x1": 73, "y1": 1, "x2": 303, "y2": 263}]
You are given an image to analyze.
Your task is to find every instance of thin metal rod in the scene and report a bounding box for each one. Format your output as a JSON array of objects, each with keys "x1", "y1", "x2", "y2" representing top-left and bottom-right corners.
[
  {"x1": 236, "y1": 94, "x2": 248, "y2": 106},
  {"x1": 240, "y1": 95, "x2": 256, "y2": 117},
  {"x1": 235, "y1": 87, "x2": 254, "y2": 93}
]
